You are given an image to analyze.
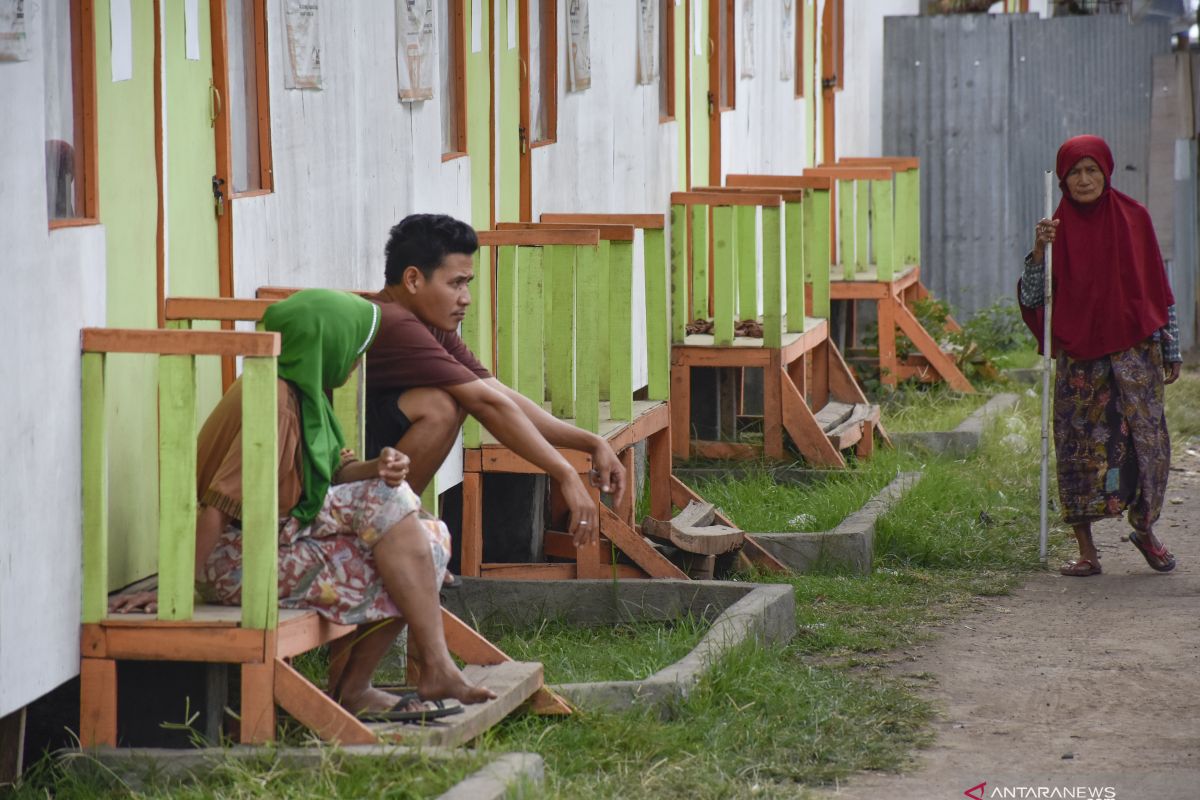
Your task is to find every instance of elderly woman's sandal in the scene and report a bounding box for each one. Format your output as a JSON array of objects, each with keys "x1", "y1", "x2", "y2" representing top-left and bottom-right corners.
[
  {"x1": 1060, "y1": 559, "x2": 1102, "y2": 577},
  {"x1": 1129, "y1": 530, "x2": 1176, "y2": 573}
]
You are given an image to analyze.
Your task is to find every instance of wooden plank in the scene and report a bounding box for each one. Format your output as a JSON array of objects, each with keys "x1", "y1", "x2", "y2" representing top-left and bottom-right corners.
[
  {"x1": 693, "y1": 184, "x2": 805, "y2": 202},
  {"x1": 79, "y1": 658, "x2": 117, "y2": 748},
  {"x1": 97, "y1": 625, "x2": 267, "y2": 663},
  {"x1": 477, "y1": 228, "x2": 599, "y2": 247},
  {"x1": 727, "y1": 173, "x2": 833, "y2": 191},
  {"x1": 241, "y1": 633, "x2": 277, "y2": 743},
  {"x1": 496, "y1": 246, "x2": 519, "y2": 384},
  {"x1": 609, "y1": 240, "x2": 634, "y2": 421},
  {"x1": 618, "y1": 447, "x2": 636, "y2": 526},
  {"x1": 157, "y1": 354, "x2": 197, "y2": 621},
  {"x1": 807, "y1": 165, "x2": 894, "y2": 181},
  {"x1": 736, "y1": 204, "x2": 757, "y2": 324},
  {"x1": 81, "y1": 352, "x2": 108, "y2": 624},
  {"x1": 805, "y1": 188, "x2": 831, "y2": 319},
  {"x1": 596, "y1": 240, "x2": 611, "y2": 402},
  {"x1": 442, "y1": 608, "x2": 508, "y2": 665},
  {"x1": 855, "y1": 180, "x2": 870, "y2": 270},
  {"x1": 81, "y1": 328, "x2": 279, "y2": 358},
  {"x1": 542, "y1": 530, "x2": 577, "y2": 559},
  {"x1": 783, "y1": 201, "x2": 805, "y2": 333},
  {"x1": 547, "y1": 245, "x2": 577, "y2": 419},
  {"x1": 877, "y1": 295, "x2": 897, "y2": 388},
  {"x1": 163, "y1": 296, "x2": 274, "y2": 322},
  {"x1": 598, "y1": 506, "x2": 689, "y2": 579},
  {"x1": 541, "y1": 212, "x2": 665, "y2": 229},
  {"x1": 516, "y1": 247, "x2": 546, "y2": 403},
  {"x1": 379, "y1": 661, "x2": 544, "y2": 748},
  {"x1": 665, "y1": 480, "x2": 796, "y2": 574},
  {"x1": 240, "y1": 357, "x2": 279, "y2": 630},
  {"x1": 814, "y1": 400, "x2": 854, "y2": 431},
  {"x1": 644, "y1": 228, "x2": 670, "y2": 400},
  {"x1": 670, "y1": 204, "x2": 689, "y2": 343},
  {"x1": 575, "y1": 485, "x2": 605, "y2": 579},
  {"x1": 647, "y1": 427, "x2": 672, "y2": 520},
  {"x1": 871, "y1": 178, "x2": 895, "y2": 281},
  {"x1": 827, "y1": 338, "x2": 870, "y2": 405},
  {"x1": 839, "y1": 156, "x2": 920, "y2": 171},
  {"x1": 0, "y1": 708, "x2": 24, "y2": 783},
  {"x1": 670, "y1": 190, "x2": 782, "y2": 207},
  {"x1": 762, "y1": 205, "x2": 783, "y2": 348},
  {"x1": 460, "y1": 471, "x2": 483, "y2": 577},
  {"x1": 780, "y1": 371, "x2": 844, "y2": 467},
  {"x1": 274, "y1": 658, "x2": 377, "y2": 744},
  {"x1": 575, "y1": 245, "x2": 601, "y2": 433},
  {"x1": 276, "y1": 613, "x2": 356, "y2": 659},
  {"x1": 332, "y1": 363, "x2": 365, "y2": 459},
  {"x1": 892, "y1": 297, "x2": 975, "y2": 393},
  {"x1": 690, "y1": 205, "x2": 710, "y2": 322},
  {"x1": 670, "y1": 361, "x2": 691, "y2": 459},
  {"x1": 461, "y1": 245, "x2": 490, "y2": 450},
  {"x1": 837, "y1": 179, "x2": 856, "y2": 280},
  {"x1": 480, "y1": 563, "x2": 578, "y2": 579},
  {"x1": 763, "y1": 351, "x2": 784, "y2": 459},
  {"x1": 711, "y1": 206, "x2": 736, "y2": 345},
  {"x1": 479, "y1": 448, "x2": 591, "y2": 474},
  {"x1": 498, "y1": 220, "x2": 635, "y2": 241}
]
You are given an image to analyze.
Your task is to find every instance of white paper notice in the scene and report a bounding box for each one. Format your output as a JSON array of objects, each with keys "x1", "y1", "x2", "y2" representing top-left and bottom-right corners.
[
  {"x1": 471, "y1": 0, "x2": 482, "y2": 52},
  {"x1": 692, "y1": 0, "x2": 701, "y2": 56},
  {"x1": 184, "y1": 0, "x2": 200, "y2": 60},
  {"x1": 110, "y1": 0, "x2": 133, "y2": 82},
  {"x1": 507, "y1": 0, "x2": 516, "y2": 50}
]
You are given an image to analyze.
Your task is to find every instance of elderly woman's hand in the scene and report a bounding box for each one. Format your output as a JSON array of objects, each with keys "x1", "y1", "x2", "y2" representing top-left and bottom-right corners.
[
  {"x1": 1031, "y1": 218, "x2": 1060, "y2": 265},
  {"x1": 376, "y1": 447, "x2": 411, "y2": 487},
  {"x1": 1165, "y1": 362, "x2": 1182, "y2": 385}
]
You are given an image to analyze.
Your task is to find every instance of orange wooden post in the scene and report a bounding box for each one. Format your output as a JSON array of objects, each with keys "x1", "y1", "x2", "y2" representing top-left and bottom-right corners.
[
  {"x1": 460, "y1": 471, "x2": 483, "y2": 577},
  {"x1": 79, "y1": 658, "x2": 117, "y2": 748},
  {"x1": 670, "y1": 359, "x2": 691, "y2": 460},
  {"x1": 647, "y1": 426, "x2": 672, "y2": 520},
  {"x1": 877, "y1": 294, "x2": 897, "y2": 388},
  {"x1": 762, "y1": 351, "x2": 784, "y2": 460},
  {"x1": 618, "y1": 447, "x2": 635, "y2": 527},
  {"x1": 575, "y1": 483, "x2": 605, "y2": 578},
  {"x1": 240, "y1": 631, "x2": 277, "y2": 744}
]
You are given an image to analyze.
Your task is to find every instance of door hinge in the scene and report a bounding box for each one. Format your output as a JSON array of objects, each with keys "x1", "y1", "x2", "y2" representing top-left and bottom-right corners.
[
  {"x1": 821, "y1": 75, "x2": 838, "y2": 90},
  {"x1": 519, "y1": 125, "x2": 529, "y2": 155},
  {"x1": 212, "y1": 175, "x2": 226, "y2": 216},
  {"x1": 707, "y1": 91, "x2": 715, "y2": 117}
]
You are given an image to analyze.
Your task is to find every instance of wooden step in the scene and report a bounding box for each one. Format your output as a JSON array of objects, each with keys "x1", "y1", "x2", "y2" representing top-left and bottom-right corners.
[
  {"x1": 826, "y1": 404, "x2": 880, "y2": 451},
  {"x1": 370, "y1": 661, "x2": 544, "y2": 747},
  {"x1": 814, "y1": 401, "x2": 854, "y2": 431}
]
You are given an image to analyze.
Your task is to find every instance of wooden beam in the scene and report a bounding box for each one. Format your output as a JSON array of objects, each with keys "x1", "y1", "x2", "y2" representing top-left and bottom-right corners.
[
  {"x1": 273, "y1": 658, "x2": 377, "y2": 744},
  {"x1": 598, "y1": 505, "x2": 689, "y2": 579},
  {"x1": 497, "y1": 221, "x2": 635, "y2": 241},
  {"x1": 164, "y1": 296, "x2": 274, "y2": 322},
  {"x1": 541, "y1": 212, "x2": 665, "y2": 229},
  {"x1": 892, "y1": 297, "x2": 975, "y2": 393},
  {"x1": 780, "y1": 371, "x2": 845, "y2": 467},
  {"x1": 726, "y1": 173, "x2": 832, "y2": 191},
  {"x1": 476, "y1": 228, "x2": 600, "y2": 247},
  {"x1": 79, "y1": 658, "x2": 117, "y2": 748},
  {"x1": 669, "y1": 190, "x2": 783, "y2": 207},
  {"x1": 82, "y1": 328, "x2": 279, "y2": 357}
]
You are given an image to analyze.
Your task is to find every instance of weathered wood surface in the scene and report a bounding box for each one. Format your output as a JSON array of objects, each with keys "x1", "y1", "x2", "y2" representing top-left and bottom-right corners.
[{"x1": 641, "y1": 500, "x2": 745, "y2": 556}]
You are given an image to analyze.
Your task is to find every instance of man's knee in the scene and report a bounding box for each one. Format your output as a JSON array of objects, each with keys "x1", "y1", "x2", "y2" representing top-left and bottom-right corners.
[{"x1": 400, "y1": 387, "x2": 463, "y2": 432}]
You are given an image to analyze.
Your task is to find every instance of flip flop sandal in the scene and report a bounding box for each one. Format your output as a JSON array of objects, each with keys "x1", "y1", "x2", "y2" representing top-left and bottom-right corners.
[
  {"x1": 1129, "y1": 530, "x2": 1176, "y2": 573},
  {"x1": 1060, "y1": 559, "x2": 1102, "y2": 577},
  {"x1": 357, "y1": 692, "x2": 464, "y2": 723}
]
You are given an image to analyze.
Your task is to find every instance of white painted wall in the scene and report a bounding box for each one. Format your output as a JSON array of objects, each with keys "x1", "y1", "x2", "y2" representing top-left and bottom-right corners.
[{"x1": 0, "y1": 11, "x2": 108, "y2": 716}]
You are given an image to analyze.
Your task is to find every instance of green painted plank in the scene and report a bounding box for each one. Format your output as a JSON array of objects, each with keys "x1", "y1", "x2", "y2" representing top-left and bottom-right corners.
[
  {"x1": 855, "y1": 180, "x2": 869, "y2": 271},
  {"x1": 240, "y1": 357, "x2": 279, "y2": 630},
  {"x1": 644, "y1": 228, "x2": 670, "y2": 400},
  {"x1": 736, "y1": 205, "x2": 757, "y2": 322},
  {"x1": 608, "y1": 240, "x2": 634, "y2": 421},
  {"x1": 761, "y1": 206, "x2": 783, "y2": 348},
  {"x1": 838, "y1": 179, "x2": 855, "y2": 280},
  {"x1": 897, "y1": 170, "x2": 920, "y2": 267},
  {"x1": 517, "y1": 247, "x2": 546, "y2": 403},
  {"x1": 805, "y1": 188, "x2": 832, "y2": 319},
  {"x1": 670, "y1": 205, "x2": 689, "y2": 343},
  {"x1": 332, "y1": 364, "x2": 364, "y2": 459},
  {"x1": 81, "y1": 352, "x2": 108, "y2": 624},
  {"x1": 575, "y1": 245, "x2": 601, "y2": 433},
  {"x1": 784, "y1": 201, "x2": 805, "y2": 332},
  {"x1": 596, "y1": 240, "x2": 611, "y2": 401},
  {"x1": 547, "y1": 245, "x2": 576, "y2": 418},
  {"x1": 462, "y1": 245, "x2": 490, "y2": 450},
  {"x1": 690, "y1": 206, "x2": 709, "y2": 320},
  {"x1": 420, "y1": 481, "x2": 438, "y2": 514},
  {"x1": 496, "y1": 245, "x2": 518, "y2": 385},
  {"x1": 157, "y1": 354, "x2": 197, "y2": 621},
  {"x1": 712, "y1": 206, "x2": 736, "y2": 345},
  {"x1": 911, "y1": 169, "x2": 922, "y2": 266},
  {"x1": 872, "y1": 179, "x2": 896, "y2": 282}
]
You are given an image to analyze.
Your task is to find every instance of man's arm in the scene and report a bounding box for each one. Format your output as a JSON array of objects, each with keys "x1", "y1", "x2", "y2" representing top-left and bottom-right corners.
[
  {"x1": 483, "y1": 378, "x2": 626, "y2": 506},
  {"x1": 443, "y1": 379, "x2": 600, "y2": 544}
]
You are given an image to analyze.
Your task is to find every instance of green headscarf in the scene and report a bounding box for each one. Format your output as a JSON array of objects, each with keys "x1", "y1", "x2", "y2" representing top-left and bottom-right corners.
[{"x1": 262, "y1": 289, "x2": 381, "y2": 524}]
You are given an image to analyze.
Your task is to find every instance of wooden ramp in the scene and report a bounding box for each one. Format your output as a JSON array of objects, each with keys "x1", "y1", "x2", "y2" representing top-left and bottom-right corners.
[{"x1": 371, "y1": 662, "x2": 544, "y2": 747}]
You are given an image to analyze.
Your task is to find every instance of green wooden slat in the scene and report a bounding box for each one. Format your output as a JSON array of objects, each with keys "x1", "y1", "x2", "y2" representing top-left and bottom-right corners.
[
  {"x1": 575, "y1": 244, "x2": 600, "y2": 433},
  {"x1": 609, "y1": 239, "x2": 634, "y2": 421},
  {"x1": 462, "y1": 245, "x2": 491, "y2": 449},
  {"x1": 517, "y1": 247, "x2": 546, "y2": 403},
  {"x1": 736, "y1": 205, "x2": 757, "y2": 322},
  {"x1": 157, "y1": 354, "x2": 197, "y2": 621},
  {"x1": 897, "y1": 170, "x2": 920, "y2": 267},
  {"x1": 496, "y1": 245, "x2": 518, "y2": 385},
  {"x1": 762, "y1": 206, "x2": 782, "y2": 348},
  {"x1": 784, "y1": 200, "x2": 805, "y2": 332},
  {"x1": 712, "y1": 205, "x2": 736, "y2": 345},
  {"x1": 855, "y1": 180, "x2": 869, "y2": 271},
  {"x1": 420, "y1": 481, "x2": 438, "y2": 514},
  {"x1": 805, "y1": 188, "x2": 832, "y2": 319},
  {"x1": 240, "y1": 356, "x2": 279, "y2": 630},
  {"x1": 547, "y1": 245, "x2": 576, "y2": 418},
  {"x1": 872, "y1": 178, "x2": 896, "y2": 282},
  {"x1": 332, "y1": 364, "x2": 364, "y2": 459},
  {"x1": 596, "y1": 240, "x2": 611, "y2": 401},
  {"x1": 165, "y1": 319, "x2": 190, "y2": 330},
  {"x1": 670, "y1": 205, "x2": 689, "y2": 342},
  {"x1": 81, "y1": 352, "x2": 108, "y2": 624},
  {"x1": 838, "y1": 179, "x2": 855, "y2": 280},
  {"x1": 645, "y1": 228, "x2": 670, "y2": 399},
  {"x1": 911, "y1": 168, "x2": 922, "y2": 266},
  {"x1": 690, "y1": 205, "x2": 709, "y2": 319}
]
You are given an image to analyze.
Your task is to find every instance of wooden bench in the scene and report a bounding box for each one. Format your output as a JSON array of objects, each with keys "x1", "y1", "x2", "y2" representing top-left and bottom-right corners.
[
  {"x1": 667, "y1": 186, "x2": 884, "y2": 467},
  {"x1": 80, "y1": 316, "x2": 564, "y2": 750}
]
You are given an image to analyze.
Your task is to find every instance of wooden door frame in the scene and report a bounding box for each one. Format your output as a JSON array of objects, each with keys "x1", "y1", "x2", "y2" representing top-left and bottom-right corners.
[
  {"x1": 707, "y1": 0, "x2": 734, "y2": 183},
  {"x1": 820, "y1": 0, "x2": 842, "y2": 165}
]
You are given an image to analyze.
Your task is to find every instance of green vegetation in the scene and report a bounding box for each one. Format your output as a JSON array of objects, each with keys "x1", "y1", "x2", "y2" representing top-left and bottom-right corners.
[
  {"x1": 1167, "y1": 366, "x2": 1200, "y2": 453},
  {"x1": 879, "y1": 385, "x2": 987, "y2": 433}
]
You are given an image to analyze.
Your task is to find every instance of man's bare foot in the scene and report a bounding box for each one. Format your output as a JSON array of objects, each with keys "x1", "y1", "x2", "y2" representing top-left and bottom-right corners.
[
  {"x1": 417, "y1": 663, "x2": 496, "y2": 705},
  {"x1": 336, "y1": 685, "x2": 408, "y2": 715}
]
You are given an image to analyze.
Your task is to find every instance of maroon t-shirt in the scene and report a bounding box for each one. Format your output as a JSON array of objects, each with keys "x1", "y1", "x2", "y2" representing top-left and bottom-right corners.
[{"x1": 365, "y1": 295, "x2": 491, "y2": 395}]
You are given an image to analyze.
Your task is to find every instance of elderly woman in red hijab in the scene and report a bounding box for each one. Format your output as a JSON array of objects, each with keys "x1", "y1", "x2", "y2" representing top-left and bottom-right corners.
[{"x1": 1020, "y1": 135, "x2": 1181, "y2": 577}]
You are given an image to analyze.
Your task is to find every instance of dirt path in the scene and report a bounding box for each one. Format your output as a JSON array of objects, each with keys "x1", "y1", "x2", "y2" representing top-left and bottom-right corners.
[{"x1": 819, "y1": 450, "x2": 1200, "y2": 800}]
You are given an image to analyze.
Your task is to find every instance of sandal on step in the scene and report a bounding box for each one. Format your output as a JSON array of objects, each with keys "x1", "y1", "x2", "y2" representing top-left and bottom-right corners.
[
  {"x1": 1129, "y1": 530, "x2": 1176, "y2": 573},
  {"x1": 357, "y1": 692, "x2": 464, "y2": 723},
  {"x1": 1060, "y1": 559, "x2": 1102, "y2": 577}
]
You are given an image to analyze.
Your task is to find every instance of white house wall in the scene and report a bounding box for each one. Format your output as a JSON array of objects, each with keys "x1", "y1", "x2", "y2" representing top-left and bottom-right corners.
[{"x1": 0, "y1": 13, "x2": 107, "y2": 716}]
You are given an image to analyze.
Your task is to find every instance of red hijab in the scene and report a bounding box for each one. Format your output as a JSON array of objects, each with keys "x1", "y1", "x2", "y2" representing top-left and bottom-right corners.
[{"x1": 1021, "y1": 135, "x2": 1173, "y2": 360}]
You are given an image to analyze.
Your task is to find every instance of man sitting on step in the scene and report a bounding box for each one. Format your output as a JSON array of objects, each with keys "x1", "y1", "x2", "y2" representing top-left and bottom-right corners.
[{"x1": 365, "y1": 213, "x2": 626, "y2": 549}]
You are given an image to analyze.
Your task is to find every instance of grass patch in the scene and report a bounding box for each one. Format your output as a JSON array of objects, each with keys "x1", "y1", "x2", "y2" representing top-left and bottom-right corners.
[
  {"x1": 879, "y1": 386, "x2": 989, "y2": 433},
  {"x1": 991, "y1": 348, "x2": 1041, "y2": 370},
  {"x1": 1167, "y1": 365, "x2": 1200, "y2": 452}
]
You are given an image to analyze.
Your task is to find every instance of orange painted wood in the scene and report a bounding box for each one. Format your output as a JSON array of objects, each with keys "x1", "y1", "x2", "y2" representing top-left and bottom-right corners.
[
  {"x1": 877, "y1": 296, "x2": 898, "y2": 389},
  {"x1": 240, "y1": 632, "x2": 277, "y2": 744},
  {"x1": 691, "y1": 440, "x2": 762, "y2": 460},
  {"x1": 273, "y1": 658, "x2": 377, "y2": 744},
  {"x1": 541, "y1": 212, "x2": 665, "y2": 229},
  {"x1": 788, "y1": 352, "x2": 807, "y2": 399},
  {"x1": 79, "y1": 658, "x2": 117, "y2": 748},
  {"x1": 670, "y1": 361, "x2": 691, "y2": 459},
  {"x1": 763, "y1": 351, "x2": 784, "y2": 460},
  {"x1": 462, "y1": 449, "x2": 483, "y2": 471},
  {"x1": 827, "y1": 341, "x2": 870, "y2": 404},
  {"x1": 93, "y1": 625, "x2": 267, "y2": 663},
  {"x1": 669, "y1": 191, "x2": 782, "y2": 207},
  {"x1": 80, "y1": 625, "x2": 107, "y2": 657},
  {"x1": 779, "y1": 322, "x2": 831, "y2": 365},
  {"x1": 442, "y1": 608, "x2": 508, "y2": 665},
  {"x1": 647, "y1": 427, "x2": 672, "y2": 520},
  {"x1": 811, "y1": 340, "x2": 830, "y2": 412},
  {"x1": 479, "y1": 448, "x2": 592, "y2": 474},
  {"x1": 164, "y1": 297, "x2": 275, "y2": 322},
  {"x1": 617, "y1": 447, "x2": 636, "y2": 526},
  {"x1": 460, "y1": 471, "x2": 483, "y2": 577},
  {"x1": 476, "y1": 228, "x2": 599, "y2": 247},
  {"x1": 726, "y1": 173, "x2": 833, "y2": 191},
  {"x1": 781, "y1": 371, "x2": 845, "y2": 467},
  {"x1": 598, "y1": 506, "x2": 689, "y2": 579},
  {"x1": 856, "y1": 421, "x2": 876, "y2": 459},
  {"x1": 497, "y1": 221, "x2": 635, "y2": 241},
  {"x1": 838, "y1": 156, "x2": 920, "y2": 171},
  {"x1": 575, "y1": 486, "x2": 606, "y2": 579},
  {"x1": 669, "y1": 477, "x2": 736, "y2": 528},
  {"x1": 276, "y1": 613, "x2": 356, "y2": 659},
  {"x1": 666, "y1": 478, "x2": 792, "y2": 573},
  {"x1": 606, "y1": 403, "x2": 670, "y2": 452},
  {"x1": 541, "y1": 530, "x2": 576, "y2": 559},
  {"x1": 691, "y1": 184, "x2": 806, "y2": 202},
  {"x1": 480, "y1": 563, "x2": 578, "y2": 579},
  {"x1": 806, "y1": 165, "x2": 893, "y2": 180},
  {"x1": 830, "y1": 281, "x2": 889, "y2": 300},
  {"x1": 672, "y1": 346, "x2": 773, "y2": 367},
  {"x1": 82, "y1": 328, "x2": 279, "y2": 358},
  {"x1": 892, "y1": 298, "x2": 975, "y2": 393}
]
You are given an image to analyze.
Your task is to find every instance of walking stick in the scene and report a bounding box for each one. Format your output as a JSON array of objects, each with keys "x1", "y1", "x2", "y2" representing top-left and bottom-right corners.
[{"x1": 1039, "y1": 171, "x2": 1054, "y2": 564}]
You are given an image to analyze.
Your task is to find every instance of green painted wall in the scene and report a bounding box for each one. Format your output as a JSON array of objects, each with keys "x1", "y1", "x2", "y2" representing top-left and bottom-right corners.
[
  {"x1": 675, "y1": 0, "x2": 687, "y2": 189},
  {"x1": 803, "y1": 0, "x2": 816, "y2": 168},
  {"x1": 94, "y1": 0, "x2": 159, "y2": 588},
  {"x1": 689, "y1": 0, "x2": 709, "y2": 187},
  {"x1": 497, "y1": 0, "x2": 520, "y2": 222}
]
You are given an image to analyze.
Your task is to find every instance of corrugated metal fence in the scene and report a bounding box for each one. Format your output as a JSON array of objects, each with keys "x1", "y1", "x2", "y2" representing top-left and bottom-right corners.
[{"x1": 883, "y1": 14, "x2": 1176, "y2": 330}]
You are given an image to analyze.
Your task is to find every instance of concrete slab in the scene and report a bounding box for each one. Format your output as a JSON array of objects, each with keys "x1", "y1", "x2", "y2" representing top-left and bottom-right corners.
[
  {"x1": 890, "y1": 392, "x2": 1020, "y2": 457},
  {"x1": 436, "y1": 752, "x2": 544, "y2": 800}
]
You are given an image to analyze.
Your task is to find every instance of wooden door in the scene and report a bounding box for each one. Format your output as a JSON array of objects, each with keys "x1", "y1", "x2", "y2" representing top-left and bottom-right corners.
[{"x1": 686, "y1": 0, "x2": 710, "y2": 187}]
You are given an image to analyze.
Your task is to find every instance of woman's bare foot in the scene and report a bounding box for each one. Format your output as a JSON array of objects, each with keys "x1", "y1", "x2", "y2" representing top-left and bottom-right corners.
[
  {"x1": 335, "y1": 684, "x2": 411, "y2": 715},
  {"x1": 417, "y1": 660, "x2": 496, "y2": 705}
]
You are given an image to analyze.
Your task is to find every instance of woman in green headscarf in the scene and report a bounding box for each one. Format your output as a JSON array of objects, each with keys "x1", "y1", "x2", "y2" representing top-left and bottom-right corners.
[{"x1": 116, "y1": 289, "x2": 493, "y2": 719}]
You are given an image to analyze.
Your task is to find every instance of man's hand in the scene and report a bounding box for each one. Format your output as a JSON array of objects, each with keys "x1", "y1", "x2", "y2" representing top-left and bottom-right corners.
[
  {"x1": 588, "y1": 441, "x2": 626, "y2": 509},
  {"x1": 1165, "y1": 362, "x2": 1182, "y2": 385},
  {"x1": 560, "y1": 473, "x2": 599, "y2": 548},
  {"x1": 109, "y1": 590, "x2": 158, "y2": 614},
  {"x1": 376, "y1": 447, "x2": 411, "y2": 487}
]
